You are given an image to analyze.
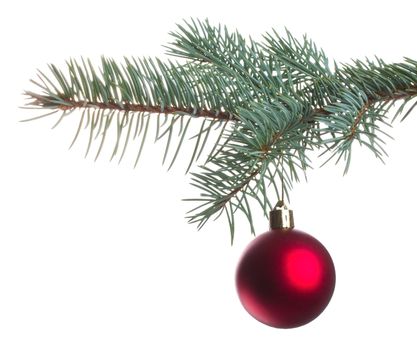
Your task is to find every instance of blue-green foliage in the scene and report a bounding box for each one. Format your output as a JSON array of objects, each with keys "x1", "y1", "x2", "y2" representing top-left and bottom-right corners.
[{"x1": 23, "y1": 19, "x2": 417, "y2": 240}]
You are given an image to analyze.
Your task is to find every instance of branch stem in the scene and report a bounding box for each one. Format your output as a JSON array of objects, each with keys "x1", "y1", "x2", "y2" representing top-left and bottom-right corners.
[{"x1": 30, "y1": 95, "x2": 236, "y2": 121}]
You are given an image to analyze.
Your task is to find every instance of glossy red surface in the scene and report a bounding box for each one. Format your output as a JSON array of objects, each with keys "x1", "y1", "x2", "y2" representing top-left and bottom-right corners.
[{"x1": 236, "y1": 228, "x2": 336, "y2": 328}]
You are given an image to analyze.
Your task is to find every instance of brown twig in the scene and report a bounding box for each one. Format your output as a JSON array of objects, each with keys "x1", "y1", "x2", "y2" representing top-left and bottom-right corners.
[
  {"x1": 30, "y1": 95, "x2": 236, "y2": 121},
  {"x1": 347, "y1": 101, "x2": 370, "y2": 140}
]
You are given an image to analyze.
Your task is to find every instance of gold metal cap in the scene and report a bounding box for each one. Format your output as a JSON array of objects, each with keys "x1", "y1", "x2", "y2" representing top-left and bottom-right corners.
[{"x1": 269, "y1": 201, "x2": 294, "y2": 229}]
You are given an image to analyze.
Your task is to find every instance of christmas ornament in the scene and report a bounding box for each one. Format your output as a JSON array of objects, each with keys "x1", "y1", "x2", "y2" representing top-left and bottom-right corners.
[{"x1": 236, "y1": 203, "x2": 336, "y2": 328}]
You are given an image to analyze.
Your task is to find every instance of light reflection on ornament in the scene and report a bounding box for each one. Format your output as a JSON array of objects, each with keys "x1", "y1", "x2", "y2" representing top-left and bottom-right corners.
[{"x1": 284, "y1": 248, "x2": 322, "y2": 292}]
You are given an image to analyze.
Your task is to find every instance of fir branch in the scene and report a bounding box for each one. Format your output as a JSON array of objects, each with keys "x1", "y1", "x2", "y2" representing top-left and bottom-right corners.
[
  {"x1": 185, "y1": 98, "x2": 311, "y2": 240},
  {"x1": 22, "y1": 18, "x2": 417, "y2": 239}
]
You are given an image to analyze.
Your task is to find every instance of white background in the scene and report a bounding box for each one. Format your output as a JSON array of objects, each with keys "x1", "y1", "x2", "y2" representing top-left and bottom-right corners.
[{"x1": 1, "y1": 0, "x2": 417, "y2": 349}]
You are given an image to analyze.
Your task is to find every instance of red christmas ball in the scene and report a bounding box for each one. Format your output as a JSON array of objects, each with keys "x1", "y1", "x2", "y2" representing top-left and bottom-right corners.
[{"x1": 236, "y1": 228, "x2": 336, "y2": 328}]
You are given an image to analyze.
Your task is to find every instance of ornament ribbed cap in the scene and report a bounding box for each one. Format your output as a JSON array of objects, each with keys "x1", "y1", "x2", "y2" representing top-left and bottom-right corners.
[{"x1": 269, "y1": 201, "x2": 294, "y2": 229}]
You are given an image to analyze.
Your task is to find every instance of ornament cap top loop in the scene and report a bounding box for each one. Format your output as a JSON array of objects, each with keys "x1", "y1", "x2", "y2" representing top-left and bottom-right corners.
[{"x1": 269, "y1": 201, "x2": 294, "y2": 229}]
